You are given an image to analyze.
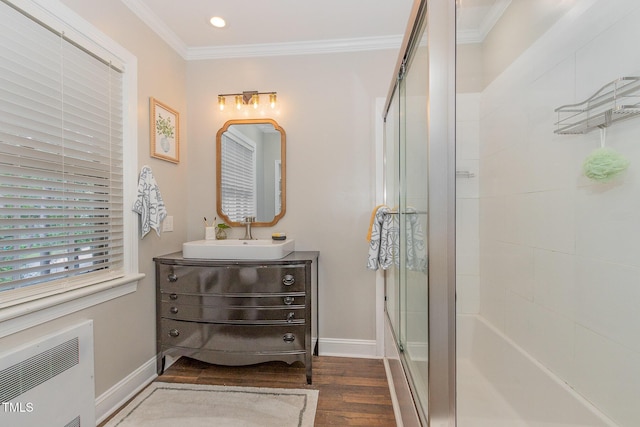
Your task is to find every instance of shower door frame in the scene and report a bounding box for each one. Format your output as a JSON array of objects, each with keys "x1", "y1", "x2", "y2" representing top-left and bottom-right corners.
[{"x1": 383, "y1": 0, "x2": 456, "y2": 425}]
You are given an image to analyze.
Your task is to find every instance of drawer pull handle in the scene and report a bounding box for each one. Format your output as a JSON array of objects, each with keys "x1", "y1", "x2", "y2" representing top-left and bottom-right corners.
[
  {"x1": 167, "y1": 273, "x2": 178, "y2": 282},
  {"x1": 282, "y1": 274, "x2": 295, "y2": 286},
  {"x1": 283, "y1": 333, "x2": 295, "y2": 343},
  {"x1": 287, "y1": 312, "x2": 295, "y2": 322},
  {"x1": 170, "y1": 307, "x2": 178, "y2": 314},
  {"x1": 169, "y1": 293, "x2": 178, "y2": 300},
  {"x1": 283, "y1": 296, "x2": 294, "y2": 305},
  {"x1": 168, "y1": 329, "x2": 180, "y2": 337}
]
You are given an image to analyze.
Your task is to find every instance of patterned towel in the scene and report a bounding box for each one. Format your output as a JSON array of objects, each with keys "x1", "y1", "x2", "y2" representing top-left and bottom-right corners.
[
  {"x1": 405, "y1": 207, "x2": 427, "y2": 272},
  {"x1": 132, "y1": 165, "x2": 167, "y2": 238},
  {"x1": 367, "y1": 206, "x2": 399, "y2": 270}
]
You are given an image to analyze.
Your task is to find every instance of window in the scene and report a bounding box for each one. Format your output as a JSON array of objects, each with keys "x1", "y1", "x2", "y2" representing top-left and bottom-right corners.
[
  {"x1": 220, "y1": 130, "x2": 257, "y2": 222},
  {"x1": 0, "y1": 0, "x2": 137, "y2": 307}
]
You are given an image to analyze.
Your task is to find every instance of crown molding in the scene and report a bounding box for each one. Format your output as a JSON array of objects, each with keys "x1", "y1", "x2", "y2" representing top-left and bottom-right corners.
[
  {"x1": 456, "y1": 29, "x2": 483, "y2": 44},
  {"x1": 478, "y1": 0, "x2": 511, "y2": 40},
  {"x1": 185, "y1": 35, "x2": 404, "y2": 60},
  {"x1": 121, "y1": 0, "x2": 188, "y2": 58},
  {"x1": 122, "y1": 0, "x2": 402, "y2": 60},
  {"x1": 456, "y1": 0, "x2": 511, "y2": 45}
]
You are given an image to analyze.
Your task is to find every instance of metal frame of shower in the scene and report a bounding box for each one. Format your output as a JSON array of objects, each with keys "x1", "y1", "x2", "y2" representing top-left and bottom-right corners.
[{"x1": 382, "y1": 0, "x2": 456, "y2": 425}]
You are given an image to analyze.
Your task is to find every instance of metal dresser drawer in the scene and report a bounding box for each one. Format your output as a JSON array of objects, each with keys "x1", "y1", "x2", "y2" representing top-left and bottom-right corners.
[
  {"x1": 160, "y1": 319, "x2": 306, "y2": 353},
  {"x1": 160, "y1": 292, "x2": 305, "y2": 307},
  {"x1": 160, "y1": 299, "x2": 306, "y2": 323},
  {"x1": 157, "y1": 263, "x2": 306, "y2": 294}
]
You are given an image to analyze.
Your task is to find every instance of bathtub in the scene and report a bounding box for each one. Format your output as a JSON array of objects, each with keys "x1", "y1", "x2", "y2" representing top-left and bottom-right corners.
[{"x1": 456, "y1": 314, "x2": 616, "y2": 427}]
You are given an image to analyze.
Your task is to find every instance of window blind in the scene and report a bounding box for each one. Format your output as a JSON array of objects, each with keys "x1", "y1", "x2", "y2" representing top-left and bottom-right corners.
[
  {"x1": 220, "y1": 134, "x2": 256, "y2": 222},
  {"x1": 0, "y1": 1, "x2": 124, "y2": 295}
]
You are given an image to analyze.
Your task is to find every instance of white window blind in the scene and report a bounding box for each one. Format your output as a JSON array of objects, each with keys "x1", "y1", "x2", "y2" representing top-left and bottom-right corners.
[
  {"x1": 220, "y1": 133, "x2": 256, "y2": 222},
  {"x1": 0, "y1": 1, "x2": 125, "y2": 297}
]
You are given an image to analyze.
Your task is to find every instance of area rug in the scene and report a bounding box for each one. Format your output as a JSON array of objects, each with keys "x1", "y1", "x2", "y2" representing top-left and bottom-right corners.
[{"x1": 104, "y1": 382, "x2": 319, "y2": 427}]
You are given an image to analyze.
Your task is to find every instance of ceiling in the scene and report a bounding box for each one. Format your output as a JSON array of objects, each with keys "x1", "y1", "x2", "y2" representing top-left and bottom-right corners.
[{"x1": 123, "y1": 0, "x2": 507, "y2": 60}]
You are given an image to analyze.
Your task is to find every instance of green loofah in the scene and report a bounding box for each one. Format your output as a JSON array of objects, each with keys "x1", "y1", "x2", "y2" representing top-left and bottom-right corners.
[{"x1": 582, "y1": 147, "x2": 630, "y2": 182}]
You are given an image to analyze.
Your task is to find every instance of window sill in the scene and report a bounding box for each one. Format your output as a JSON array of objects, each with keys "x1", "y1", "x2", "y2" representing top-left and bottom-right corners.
[{"x1": 0, "y1": 273, "x2": 145, "y2": 339}]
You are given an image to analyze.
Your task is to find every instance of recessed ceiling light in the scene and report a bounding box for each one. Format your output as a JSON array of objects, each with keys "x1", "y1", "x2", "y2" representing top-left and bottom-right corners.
[{"x1": 210, "y1": 16, "x2": 226, "y2": 28}]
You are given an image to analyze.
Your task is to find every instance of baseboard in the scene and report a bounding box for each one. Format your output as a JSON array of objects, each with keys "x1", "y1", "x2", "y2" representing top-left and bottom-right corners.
[
  {"x1": 318, "y1": 337, "x2": 379, "y2": 358},
  {"x1": 94, "y1": 356, "x2": 157, "y2": 425}
]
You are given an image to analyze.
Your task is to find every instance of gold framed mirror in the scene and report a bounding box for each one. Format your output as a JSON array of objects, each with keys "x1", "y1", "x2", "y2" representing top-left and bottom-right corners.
[{"x1": 216, "y1": 118, "x2": 286, "y2": 227}]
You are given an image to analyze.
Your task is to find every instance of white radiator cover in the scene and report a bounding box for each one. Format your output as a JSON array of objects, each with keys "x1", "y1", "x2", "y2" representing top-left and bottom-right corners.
[{"x1": 0, "y1": 320, "x2": 95, "y2": 427}]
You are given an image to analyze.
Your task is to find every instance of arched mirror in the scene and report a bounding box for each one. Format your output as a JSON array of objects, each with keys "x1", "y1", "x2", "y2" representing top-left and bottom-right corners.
[{"x1": 216, "y1": 118, "x2": 286, "y2": 227}]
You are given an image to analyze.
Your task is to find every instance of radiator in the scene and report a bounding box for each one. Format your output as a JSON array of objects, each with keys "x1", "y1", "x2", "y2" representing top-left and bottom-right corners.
[{"x1": 0, "y1": 320, "x2": 95, "y2": 427}]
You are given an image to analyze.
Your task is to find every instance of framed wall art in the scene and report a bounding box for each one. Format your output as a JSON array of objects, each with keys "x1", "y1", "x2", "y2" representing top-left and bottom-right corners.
[{"x1": 150, "y1": 97, "x2": 180, "y2": 163}]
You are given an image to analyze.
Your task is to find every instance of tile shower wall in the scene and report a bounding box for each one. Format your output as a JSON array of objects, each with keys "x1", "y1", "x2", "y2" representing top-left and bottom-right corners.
[
  {"x1": 456, "y1": 93, "x2": 480, "y2": 314},
  {"x1": 478, "y1": 1, "x2": 640, "y2": 425}
]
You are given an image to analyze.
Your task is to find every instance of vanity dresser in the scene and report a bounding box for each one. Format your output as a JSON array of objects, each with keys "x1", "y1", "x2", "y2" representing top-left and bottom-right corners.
[{"x1": 154, "y1": 251, "x2": 319, "y2": 384}]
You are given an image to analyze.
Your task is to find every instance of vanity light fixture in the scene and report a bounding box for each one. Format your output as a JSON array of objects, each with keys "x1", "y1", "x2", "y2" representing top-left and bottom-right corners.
[{"x1": 218, "y1": 91, "x2": 277, "y2": 111}]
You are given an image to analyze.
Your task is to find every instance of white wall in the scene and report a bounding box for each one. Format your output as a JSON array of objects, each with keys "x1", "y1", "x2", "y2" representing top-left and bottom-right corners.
[
  {"x1": 185, "y1": 51, "x2": 397, "y2": 346},
  {"x1": 478, "y1": 0, "x2": 640, "y2": 425}
]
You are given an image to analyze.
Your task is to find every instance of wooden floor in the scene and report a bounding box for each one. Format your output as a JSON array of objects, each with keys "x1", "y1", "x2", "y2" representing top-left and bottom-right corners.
[{"x1": 102, "y1": 356, "x2": 397, "y2": 426}]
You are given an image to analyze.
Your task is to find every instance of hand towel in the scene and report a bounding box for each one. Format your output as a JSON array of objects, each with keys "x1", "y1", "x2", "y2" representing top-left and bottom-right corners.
[
  {"x1": 132, "y1": 165, "x2": 167, "y2": 238},
  {"x1": 405, "y1": 207, "x2": 427, "y2": 272},
  {"x1": 367, "y1": 205, "x2": 399, "y2": 270},
  {"x1": 367, "y1": 204, "x2": 387, "y2": 242}
]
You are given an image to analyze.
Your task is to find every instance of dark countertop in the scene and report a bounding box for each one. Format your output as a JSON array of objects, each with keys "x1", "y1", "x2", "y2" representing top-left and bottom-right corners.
[{"x1": 153, "y1": 250, "x2": 319, "y2": 266}]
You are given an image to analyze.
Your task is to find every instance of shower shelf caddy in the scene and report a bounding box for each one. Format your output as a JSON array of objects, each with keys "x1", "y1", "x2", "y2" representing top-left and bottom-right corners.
[{"x1": 554, "y1": 76, "x2": 640, "y2": 134}]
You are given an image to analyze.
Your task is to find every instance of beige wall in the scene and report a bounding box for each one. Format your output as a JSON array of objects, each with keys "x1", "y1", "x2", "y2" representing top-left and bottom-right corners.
[
  {"x1": 186, "y1": 51, "x2": 397, "y2": 341},
  {"x1": 0, "y1": 0, "x2": 188, "y2": 397}
]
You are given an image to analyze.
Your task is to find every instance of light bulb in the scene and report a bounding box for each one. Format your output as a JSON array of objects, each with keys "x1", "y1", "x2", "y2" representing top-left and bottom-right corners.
[
  {"x1": 210, "y1": 16, "x2": 226, "y2": 28},
  {"x1": 218, "y1": 96, "x2": 225, "y2": 111},
  {"x1": 252, "y1": 94, "x2": 259, "y2": 109},
  {"x1": 235, "y1": 95, "x2": 242, "y2": 110},
  {"x1": 269, "y1": 93, "x2": 277, "y2": 108}
]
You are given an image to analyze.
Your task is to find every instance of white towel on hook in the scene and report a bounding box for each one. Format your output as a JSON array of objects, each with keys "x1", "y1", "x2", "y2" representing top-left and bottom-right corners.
[
  {"x1": 132, "y1": 165, "x2": 167, "y2": 238},
  {"x1": 367, "y1": 205, "x2": 399, "y2": 270}
]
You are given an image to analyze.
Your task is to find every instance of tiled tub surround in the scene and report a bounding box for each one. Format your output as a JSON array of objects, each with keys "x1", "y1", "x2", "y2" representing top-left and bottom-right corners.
[
  {"x1": 457, "y1": 0, "x2": 640, "y2": 425},
  {"x1": 457, "y1": 315, "x2": 615, "y2": 427}
]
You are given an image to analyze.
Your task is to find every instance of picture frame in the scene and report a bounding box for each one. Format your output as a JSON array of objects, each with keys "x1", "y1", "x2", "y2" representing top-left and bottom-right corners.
[{"x1": 150, "y1": 97, "x2": 180, "y2": 163}]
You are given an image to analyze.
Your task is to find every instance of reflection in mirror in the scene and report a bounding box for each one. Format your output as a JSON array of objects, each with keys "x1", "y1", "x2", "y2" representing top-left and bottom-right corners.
[{"x1": 216, "y1": 119, "x2": 286, "y2": 227}]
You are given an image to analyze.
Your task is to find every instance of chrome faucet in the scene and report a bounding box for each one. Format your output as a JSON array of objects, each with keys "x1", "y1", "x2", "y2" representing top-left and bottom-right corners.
[{"x1": 240, "y1": 216, "x2": 256, "y2": 240}]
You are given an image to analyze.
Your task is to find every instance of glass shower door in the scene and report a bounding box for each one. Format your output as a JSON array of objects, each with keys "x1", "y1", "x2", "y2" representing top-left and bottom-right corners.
[
  {"x1": 383, "y1": 1, "x2": 456, "y2": 424},
  {"x1": 398, "y1": 18, "x2": 430, "y2": 422},
  {"x1": 385, "y1": 88, "x2": 401, "y2": 340}
]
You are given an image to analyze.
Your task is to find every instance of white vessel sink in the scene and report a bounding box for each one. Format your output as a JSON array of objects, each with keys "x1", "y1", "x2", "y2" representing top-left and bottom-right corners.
[{"x1": 182, "y1": 239, "x2": 295, "y2": 260}]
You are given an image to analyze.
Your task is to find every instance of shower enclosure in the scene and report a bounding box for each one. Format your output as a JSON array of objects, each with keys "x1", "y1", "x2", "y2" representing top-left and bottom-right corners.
[
  {"x1": 385, "y1": 1, "x2": 640, "y2": 426},
  {"x1": 454, "y1": 0, "x2": 636, "y2": 426},
  {"x1": 382, "y1": 0, "x2": 456, "y2": 425}
]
